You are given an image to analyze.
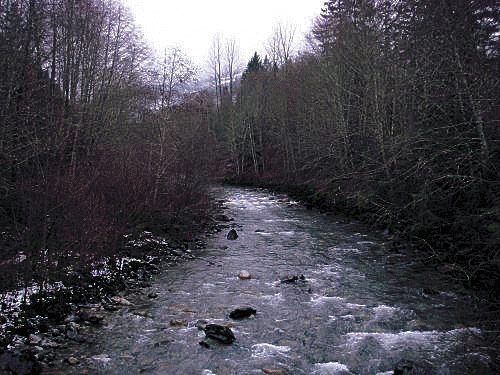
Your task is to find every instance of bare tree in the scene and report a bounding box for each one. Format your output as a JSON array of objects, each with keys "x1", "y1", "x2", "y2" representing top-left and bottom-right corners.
[
  {"x1": 266, "y1": 22, "x2": 296, "y2": 66},
  {"x1": 151, "y1": 47, "x2": 195, "y2": 204},
  {"x1": 224, "y1": 37, "x2": 240, "y2": 100},
  {"x1": 208, "y1": 34, "x2": 223, "y2": 111}
]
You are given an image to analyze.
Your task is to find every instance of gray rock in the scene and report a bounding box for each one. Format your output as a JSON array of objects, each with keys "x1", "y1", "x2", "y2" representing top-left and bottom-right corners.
[
  {"x1": 79, "y1": 308, "x2": 104, "y2": 324},
  {"x1": 41, "y1": 339, "x2": 59, "y2": 348},
  {"x1": 227, "y1": 229, "x2": 238, "y2": 240},
  {"x1": 203, "y1": 324, "x2": 235, "y2": 344},
  {"x1": 66, "y1": 357, "x2": 79, "y2": 365},
  {"x1": 28, "y1": 334, "x2": 42, "y2": 346},
  {"x1": 280, "y1": 274, "x2": 306, "y2": 284},
  {"x1": 230, "y1": 307, "x2": 257, "y2": 320},
  {"x1": 195, "y1": 319, "x2": 208, "y2": 330},
  {"x1": 65, "y1": 322, "x2": 79, "y2": 340}
]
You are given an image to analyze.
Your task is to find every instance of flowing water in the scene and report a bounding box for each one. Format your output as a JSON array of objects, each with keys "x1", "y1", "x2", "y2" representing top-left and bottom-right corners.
[{"x1": 55, "y1": 187, "x2": 498, "y2": 374}]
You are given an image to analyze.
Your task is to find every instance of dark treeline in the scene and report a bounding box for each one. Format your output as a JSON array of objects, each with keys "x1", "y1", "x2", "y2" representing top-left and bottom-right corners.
[
  {"x1": 0, "y1": 0, "x2": 215, "y2": 295},
  {"x1": 215, "y1": 0, "x2": 499, "y2": 289}
]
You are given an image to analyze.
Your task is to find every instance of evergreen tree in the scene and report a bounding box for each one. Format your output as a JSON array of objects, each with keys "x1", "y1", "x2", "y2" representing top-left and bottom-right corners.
[{"x1": 245, "y1": 52, "x2": 263, "y2": 74}]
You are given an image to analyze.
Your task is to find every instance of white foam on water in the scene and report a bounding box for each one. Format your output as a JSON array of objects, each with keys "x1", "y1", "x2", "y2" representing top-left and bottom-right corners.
[
  {"x1": 136, "y1": 334, "x2": 152, "y2": 344},
  {"x1": 340, "y1": 314, "x2": 357, "y2": 320},
  {"x1": 251, "y1": 343, "x2": 291, "y2": 358},
  {"x1": 345, "y1": 330, "x2": 438, "y2": 350},
  {"x1": 91, "y1": 354, "x2": 112, "y2": 365},
  {"x1": 311, "y1": 362, "x2": 352, "y2": 374},
  {"x1": 329, "y1": 246, "x2": 362, "y2": 254},
  {"x1": 263, "y1": 218, "x2": 298, "y2": 222},
  {"x1": 343, "y1": 327, "x2": 482, "y2": 351},
  {"x1": 345, "y1": 302, "x2": 367, "y2": 309},
  {"x1": 309, "y1": 294, "x2": 344, "y2": 305},
  {"x1": 372, "y1": 305, "x2": 398, "y2": 320},
  {"x1": 306, "y1": 277, "x2": 319, "y2": 285},
  {"x1": 447, "y1": 327, "x2": 481, "y2": 335},
  {"x1": 201, "y1": 371, "x2": 217, "y2": 375},
  {"x1": 311, "y1": 264, "x2": 342, "y2": 276},
  {"x1": 264, "y1": 281, "x2": 280, "y2": 287},
  {"x1": 261, "y1": 292, "x2": 284, "y2": 305},
  {"x1": 174, "y1": 291, "x2": 192, "y2": 296},
  {"x1": 278, "y1": 231, "x2": 295, "y2": 235},
  {"x1": 179, "y1": 327, "x2": 198, "y2": 334}
]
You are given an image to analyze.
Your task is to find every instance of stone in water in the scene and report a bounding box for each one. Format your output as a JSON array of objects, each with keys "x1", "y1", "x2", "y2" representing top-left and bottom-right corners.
[{"x1": 238, "y1": 270, "x2": 251, "y2": 279}]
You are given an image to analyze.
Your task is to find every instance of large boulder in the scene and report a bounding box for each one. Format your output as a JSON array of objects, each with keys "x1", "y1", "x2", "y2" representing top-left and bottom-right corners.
[{"x1": 202, "y1": 324, "x2": 235, "y2": 344}]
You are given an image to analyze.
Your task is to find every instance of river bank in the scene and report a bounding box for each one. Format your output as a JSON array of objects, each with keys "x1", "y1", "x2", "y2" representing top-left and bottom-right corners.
[{"x1": 0, "y1": 199, "x2": 232, "y2": 374}]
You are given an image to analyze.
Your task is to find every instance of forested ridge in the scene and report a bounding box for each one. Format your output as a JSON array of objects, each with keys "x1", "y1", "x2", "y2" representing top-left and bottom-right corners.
[
  {"x1": 215, "y1": 0, "x2": 500, "y2": 291},
  {"x1": 0, "y1": 0, "x2": 499, "y2": 336}
]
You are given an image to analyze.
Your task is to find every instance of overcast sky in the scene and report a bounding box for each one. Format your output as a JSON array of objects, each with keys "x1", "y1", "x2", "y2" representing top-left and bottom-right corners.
[{"x1": 122, "y1": 0, "x2": 325, "y2": 71}]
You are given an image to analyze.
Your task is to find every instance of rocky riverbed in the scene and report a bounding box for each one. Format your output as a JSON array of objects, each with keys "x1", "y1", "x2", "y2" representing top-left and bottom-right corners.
[{"x1": 0, "y1": 211, "x2": 226, "y2": 374}]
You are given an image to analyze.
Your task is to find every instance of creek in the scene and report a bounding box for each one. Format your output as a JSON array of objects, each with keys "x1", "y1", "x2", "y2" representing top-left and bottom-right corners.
[{"x1": 51, "y1": 186, "x2": 498, "y2": 374}]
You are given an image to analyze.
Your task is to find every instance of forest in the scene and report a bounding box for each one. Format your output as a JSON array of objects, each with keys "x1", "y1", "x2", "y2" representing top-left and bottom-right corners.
[
  {"x1": 0, "y1": 0, "x2": 216, "y2": 299},
  {"x1": 214, "y1": 0, "x2": 500, "y2": 291},
  {"x1": 0, "y1": 0, "x2": 499, "y2": 364}
]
